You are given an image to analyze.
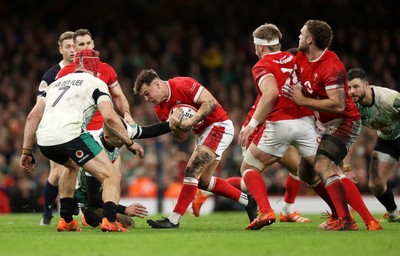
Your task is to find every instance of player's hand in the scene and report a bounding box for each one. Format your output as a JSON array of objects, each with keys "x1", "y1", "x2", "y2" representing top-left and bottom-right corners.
[
  {"x1": 124, "y1": 203, "x2": 148, "y2": 218},
  {"x1": 169, "y1": 109, "x2": 190, "y2": 140},
  {"x1": 282, "y1": 83, "x2": 305, "y2": 106},
  {"x1": 180, "y1": 119, "x2": 195, "y2": 130},
  {"x1": 344, "y1": 171, "x2": 358, "y2": 184},
  {"x1": 123, "y1": 114, "x2": 135, "y2": 124},
  {"x1": 127, "y1": 142, "x2": 144, "y2": 158},
  {"x1": 20, "y1": 153, "x2": 35, "y2": 174},
  {"x1": 238, "y1": 125, "x2": 255, "y2": 147},
  {"x1": 169, "y1": 125, "x2": 190, "y2": 140},
  {"x1": 169, "y1": 108, "x2": 184, "y2": 128}
]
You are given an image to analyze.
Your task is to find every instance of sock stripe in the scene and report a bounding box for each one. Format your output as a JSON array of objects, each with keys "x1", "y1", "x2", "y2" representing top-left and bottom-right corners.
[{"x1": 183, "y1": 177, "x2": 199, "y2": 186}]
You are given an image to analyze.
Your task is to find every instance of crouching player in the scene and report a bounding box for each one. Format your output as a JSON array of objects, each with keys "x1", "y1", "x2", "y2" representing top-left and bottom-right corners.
[{"x1": 75, "y1": 118, "x2": 171, "y2": 228}]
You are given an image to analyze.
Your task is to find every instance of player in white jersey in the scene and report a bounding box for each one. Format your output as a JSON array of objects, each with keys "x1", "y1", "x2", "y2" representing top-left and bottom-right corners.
[
  {"x1": 20, "y1": 49, "x2": 143, "y2": 232},
  {"x1": 347, "y1": 68, "x2": 400, "y2": 222}
]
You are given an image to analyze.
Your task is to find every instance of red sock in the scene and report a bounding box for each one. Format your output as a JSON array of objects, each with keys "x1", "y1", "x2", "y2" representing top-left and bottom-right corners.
[
  {"x1": 312, "y1": 181, "x2": 338, "y2": 218},
  {"x1": 243, "y1": 170, "x2": 271, "y2": 213},
  {"x1": 226, "y1": 177, "x2": 242, "y2": 191},
  {"x1": 284, "y1": 175, "x2": 302, "y2": 204},
  {"x1": 209, "y1": 177, "x2": 242, "y2": 201},
  {"x1": 341, "y1": 177, "x2": 375, "y2": 224},
  {"x1": 173, "y1": 179, "x2": 198, "y2": 215},
  {"x1": 325, "y1": 176, "x2": 351, "y2": 220}
]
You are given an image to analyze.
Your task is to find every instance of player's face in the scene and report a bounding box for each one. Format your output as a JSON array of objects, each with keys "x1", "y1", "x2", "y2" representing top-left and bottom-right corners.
[
  {"x1": 298, "y1": 25, "x2": 310, "y2": 53},
  {"x1": 140, "y1": 82, "x2": 162, "y2": 104},
  {"x1": 74, "y1": 34, "x2": 94, "y2": 51},
  {"x1": 254, "y1": 44, "x2": 262, "y2": 58},
  {"x1": 348, "y1": 78, "x2": 367, "y2": 103},
  {"x1": 59, "y1": 38, "x2": 75, "y2": 64}
]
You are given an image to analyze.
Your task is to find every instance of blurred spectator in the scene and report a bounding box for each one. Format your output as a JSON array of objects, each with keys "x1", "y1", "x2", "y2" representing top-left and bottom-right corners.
[
  {"x1": 0, "y1": 0, "x2": 399, "y2": 212},
  {"x1": 8, "y1": 174, "x2": 41, "y2": 213},
  {"x1": 127, "y1": 154, "x2": 158, "y2": 198}
]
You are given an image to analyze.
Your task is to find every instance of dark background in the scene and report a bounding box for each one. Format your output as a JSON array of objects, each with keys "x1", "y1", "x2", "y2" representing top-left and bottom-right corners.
[{"x1": 0, "y1": 0, "x2": 399, "y2": 213}]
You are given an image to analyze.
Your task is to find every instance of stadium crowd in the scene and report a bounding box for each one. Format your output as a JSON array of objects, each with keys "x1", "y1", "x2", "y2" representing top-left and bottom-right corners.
[{"x1": 0, "y1": 0, "x2": 399, "y2": 213}]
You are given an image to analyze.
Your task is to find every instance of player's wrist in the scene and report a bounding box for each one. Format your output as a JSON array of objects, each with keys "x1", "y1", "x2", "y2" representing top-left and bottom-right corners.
[
  {"x1": 248, "y1": 118, "x2": 260, "y2": 128},
  {"x1": 343, "y1": 164, "x2": 352, "y2": 173},
  {"x1": 22, "y1": 148, "x2": 32, "y2": 155},
  {"x1": 125, "y1": 139, "x2": 134, "y2": 148},
  {"x1": 22, "y1": 148, "x2": 36, "y2": 164},
  {"x1": 117, "y1": 204, "x2": 127, "y2": 214}
]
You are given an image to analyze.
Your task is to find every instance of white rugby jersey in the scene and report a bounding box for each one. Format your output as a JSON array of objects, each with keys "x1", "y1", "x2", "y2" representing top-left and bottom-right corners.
[
  {"x1": 78, "y1": 123, "x2": 141, "y2": 183},
  {"x1": 357, "y1": 85, "x2": 400, "y2": 140},
  {"x1": 36, "y1": 72, "x2": 111, "y2": 146}
]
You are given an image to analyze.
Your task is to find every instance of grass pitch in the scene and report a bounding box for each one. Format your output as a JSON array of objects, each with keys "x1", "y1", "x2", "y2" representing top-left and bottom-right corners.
[{"x1": 1, "y1": 212, "x2": 399, "y2": 256}]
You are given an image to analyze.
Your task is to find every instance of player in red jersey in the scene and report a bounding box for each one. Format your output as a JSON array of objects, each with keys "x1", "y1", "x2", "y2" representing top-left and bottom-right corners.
[
  {"x1": 134, "y1": 69, "x2": 257, "y2": 228},
  {"x1": 48, "y1": 29, "x2": 135, "y2": 228},
  {"x1": 283, "y1": 20, "x2": 363, "y2": 231},
  {"x1": 234, "y1": 23, "x2": 322, "y2": 231},
  {"x1": 193, "y1": 103, "x2": 312, "y2": 223},
  {"x1": 56, "y1": 29, "x2": 134, "y2": 128}
]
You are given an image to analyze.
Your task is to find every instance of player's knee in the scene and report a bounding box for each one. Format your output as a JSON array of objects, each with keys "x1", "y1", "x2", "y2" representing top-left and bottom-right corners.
[{"x1": 369, "y1": 180, "x2": 384, "y2": 195}]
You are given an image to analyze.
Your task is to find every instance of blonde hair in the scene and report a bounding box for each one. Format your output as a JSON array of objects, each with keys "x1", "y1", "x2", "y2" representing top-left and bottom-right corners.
[
  {"x1": 252, "y1": 23, "x2": 282, "y2": 51},
  {"x1": 58, "y1": 31, "x2": 74, "y2": 47}
]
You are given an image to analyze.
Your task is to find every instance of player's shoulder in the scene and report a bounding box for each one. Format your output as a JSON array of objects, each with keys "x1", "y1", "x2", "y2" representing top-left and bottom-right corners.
[
  {"x1": 56, "y1": 63, "x2": 76, "y2": 79},
  {"x1": 46, "y1": 63, "x2": 62, "y2": 74},
  {"x1": 99, "y1": 61, "x2": 116, "y2": 72},
  {"x1": 42, "y1": 64, "x2": 62, "y2": 83},
  {"x1": 372, "y1": 85, "x2": 400, "y2": 100},
  {"x1": 169, "y1": 76, "x2": 199, "y2": 89}
]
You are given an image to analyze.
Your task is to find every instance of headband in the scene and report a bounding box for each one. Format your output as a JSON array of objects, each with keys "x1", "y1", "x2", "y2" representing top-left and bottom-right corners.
[{"x1": 253, "y1": 37, "x2": 279, "y2": 46}]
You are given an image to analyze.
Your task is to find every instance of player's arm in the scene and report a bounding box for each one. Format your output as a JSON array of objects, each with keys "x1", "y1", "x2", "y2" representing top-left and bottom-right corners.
[
  {"x1": 85, "y1": 176, "x2": 147, "y2": 218},
  {"x1": 251, "y1": 75, "x2": 278, "y2": 125},
  {"x1": 20, "y1": 99, "x2": 45, "y2": 172},
  {"x1": 238, "y1": 75, "x2": 278, "y2": 147},
  {"x1": 133, "y1": 122, "x2": 171, "y2": 139},
  {"x1": 179, "y1": 89, "x2": 217, "y2": 130},
  {"x1": 103, "y1": 121, "x2": 170, "y2": 147},
  {"x1": 296, "y1": 87, "x2": 346, "y2": 114},
  {"x1": 109, "y1": 82, "x2": 135, "y2": 124},
  {"x1": 37, "y1": 80, "x2": 48, "y2": 101},
  {"x1": 341, "y1": 146, "x2": 359, "y2": 183},
  {"x1": 98, "y1": 100, "x2": 143, "y2": 158},
  {"x1": 342, "y1": 146, "x2": 354, "y2": 173}
]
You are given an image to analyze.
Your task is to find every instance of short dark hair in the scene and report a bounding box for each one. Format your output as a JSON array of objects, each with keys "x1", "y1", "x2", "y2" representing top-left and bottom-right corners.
[
  {"x1": 133, "y1": 69, "x2": 159, "y2": 94},
  {"x1": 73, "y1": 29, "x2": 92, "y2": 42},
  {"x1": 286, "y1": 47, "x2": 298, "y2": 55},
  {"x1": 347, "y1": 68, "x2": 367, "y2": 81},
  {"x1": 305, "y1": 20, "x2": 333, "y2": 49}
]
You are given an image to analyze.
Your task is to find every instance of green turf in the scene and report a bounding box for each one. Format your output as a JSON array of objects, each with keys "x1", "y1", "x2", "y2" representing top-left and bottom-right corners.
[{"x1": 0, "y1": 212, "x2": 399, "y2": 256}]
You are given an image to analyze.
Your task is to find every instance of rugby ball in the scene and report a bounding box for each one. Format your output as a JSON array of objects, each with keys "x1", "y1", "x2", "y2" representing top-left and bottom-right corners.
[{"x1": 169, "y1": 104, "x2": 203, "y2": 129}]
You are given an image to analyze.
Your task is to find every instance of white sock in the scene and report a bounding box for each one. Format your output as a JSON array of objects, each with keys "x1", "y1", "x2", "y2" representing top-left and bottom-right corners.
[
  {"x1": 389, "y1": 208, "x2": 400, "y2": 218},
  {"x1": 238, "y1": 193, "x2": 248, "y2": 206},
  {"x1": 168, "y1": 212, "x2": 182, "y2": 225},
  {"x1": 282, "y1": 202, "x2": 294, "y2": 215},
  {"x1": 201, "y1": 189, "x2": 214, "y2": 196}
]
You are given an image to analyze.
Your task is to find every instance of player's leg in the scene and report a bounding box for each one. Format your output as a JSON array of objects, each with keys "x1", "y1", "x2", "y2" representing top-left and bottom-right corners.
[
  {"x1": 83, "y1": 151, "x2": 127, "y2": 232},
  {"x1": 147, "y1": 145, "x2": 217, "y2": 228},
  {"x1": 40, "y1": 161, "x2": 66, "y2": 225},
  {"x1": 369, "y1": 151, "x2": 400, "y2": 222},
  {"x1": 241, "y1": 144, "x2": 279, "y2": 230},
  {"x1": 57, "y1": 159, "x2": 82, "y2": 231},
  {"x1": 314, "y1": 135, "x2": 356, "y2": 230},
  {"x1": 339, "y1": 171, "x2": 382, "y2": 230},
  {"x1": 279, "y1": 146, "x2": 311, "y2": 223}
]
